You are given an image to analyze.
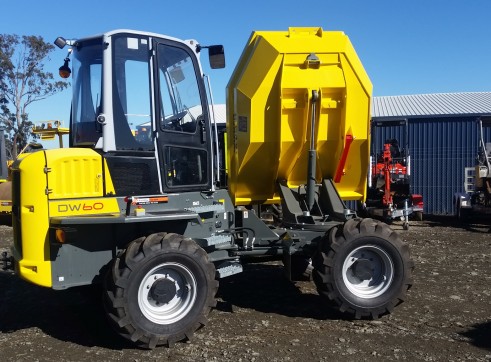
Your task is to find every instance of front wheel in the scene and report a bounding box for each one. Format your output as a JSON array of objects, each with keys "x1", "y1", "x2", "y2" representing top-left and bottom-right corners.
[
  {"x1": 103, "y1": 233, "x2": 218, "y2": 348},
  {"x1": 313, "y1": 218, "x2": 413, "y2": 319}
]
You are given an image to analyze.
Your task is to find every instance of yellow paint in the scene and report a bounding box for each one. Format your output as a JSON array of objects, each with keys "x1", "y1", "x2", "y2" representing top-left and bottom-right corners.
[
  {"x1": 15, "y1": 150, "x2": 52, "y2": 286},
  {"x1": 0, "y1": 200, "x2": 11, "y2": 214},
  {"x1": 45, "y1": 148, "x2": 105, "y2": 199},
  {"x1": 13, "y1": 148, "x2": 118, "y2": 287},
  {"x1": 227, "y1": 27, "x2": 372, "y2": 204}
]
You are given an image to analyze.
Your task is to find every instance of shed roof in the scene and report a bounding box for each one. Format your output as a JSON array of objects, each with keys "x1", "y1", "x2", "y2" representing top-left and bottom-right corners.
[{"x1": 371, "y1": 92, "x2": 491, "y2": 119}]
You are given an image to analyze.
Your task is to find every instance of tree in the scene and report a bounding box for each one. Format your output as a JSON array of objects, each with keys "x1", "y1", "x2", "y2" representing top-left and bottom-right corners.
[{"x1": 0, "y1": 34, "x2": 68, "y2": 159}]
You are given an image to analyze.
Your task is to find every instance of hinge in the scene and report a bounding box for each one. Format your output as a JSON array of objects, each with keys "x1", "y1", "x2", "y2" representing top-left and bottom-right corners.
[
  {"x1": 44, "y1": 167, "x2": 51, "y2": 173},
  {"x1": 45, "y1": 188, "x2": 52, "y2": 195}
]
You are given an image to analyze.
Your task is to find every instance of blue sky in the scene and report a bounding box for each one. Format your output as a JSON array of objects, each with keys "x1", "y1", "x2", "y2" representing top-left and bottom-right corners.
[{"x1": 2, "y1": 0, "x2": 491, "y2": 147}]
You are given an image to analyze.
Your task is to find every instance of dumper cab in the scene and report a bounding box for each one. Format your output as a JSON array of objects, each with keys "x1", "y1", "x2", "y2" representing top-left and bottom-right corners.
[{"x1": 66, "y1": 30, "x2": 224, "y2": 194}]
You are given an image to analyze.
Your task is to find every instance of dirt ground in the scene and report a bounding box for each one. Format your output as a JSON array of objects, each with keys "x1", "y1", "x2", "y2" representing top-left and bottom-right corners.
[{"x1": 0, "y1": 216, "x2": 490, "y2": 361}]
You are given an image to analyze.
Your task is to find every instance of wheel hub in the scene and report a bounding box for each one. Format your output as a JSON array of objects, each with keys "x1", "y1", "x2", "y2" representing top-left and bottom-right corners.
[
  {"x1": 342, "y1": 245, "x2": 395, "y2": 299},
  {"x1": 352, "y1": 259, "x2": 373, "y2": 280},
  {"x1": 149, "y1": 278, "x2": 177, "y2": 305}
]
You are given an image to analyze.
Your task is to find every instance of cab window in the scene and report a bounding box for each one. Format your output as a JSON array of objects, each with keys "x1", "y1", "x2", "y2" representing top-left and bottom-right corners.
[
  {"x1": 158, "y1": 45, "x2": 202, "y2": 134},
  {"x1": 112, "y1": 35, "x2": 154, "y2": 150}
]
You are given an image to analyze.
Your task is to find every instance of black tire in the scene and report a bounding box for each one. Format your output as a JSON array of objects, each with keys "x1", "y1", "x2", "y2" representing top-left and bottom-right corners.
[
  {"x1": 413, "y1": 211, "x2": 423, "y2": 221},
  {"x1": 355, "y1": 200, "x2": 368, "y2": 218},
  {"x1": 103, "y1": 233, "x2": 218, "y2": 348},
  {"x1": 313, "y1": 218, "x2": 413, "y2": 319},
  {"x1": 286, "y1": 256, "x2": 313, "y2": 281}
]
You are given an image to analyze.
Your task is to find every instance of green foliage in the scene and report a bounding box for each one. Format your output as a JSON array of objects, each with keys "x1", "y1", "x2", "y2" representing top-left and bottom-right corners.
[{"x1": 0, "y1": 34, "x2": 68, "y2": 159}]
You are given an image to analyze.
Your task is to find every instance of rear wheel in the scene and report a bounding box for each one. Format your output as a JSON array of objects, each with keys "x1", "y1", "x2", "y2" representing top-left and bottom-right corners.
[
  {"x1": 313, "y1": 218, "x2": 413, "y2": 319},
  {"x1": 103, "y1": 233, "x2": 218, "y2": 348}
]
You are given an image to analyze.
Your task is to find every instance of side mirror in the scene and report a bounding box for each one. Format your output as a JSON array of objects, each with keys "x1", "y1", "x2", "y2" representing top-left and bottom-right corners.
[
  {"x1": 54, "y1": 37, "x2": 67, "y2": 49},
  {"x1": 208, "y1": 45, "x2": 225, "y2": 69}
]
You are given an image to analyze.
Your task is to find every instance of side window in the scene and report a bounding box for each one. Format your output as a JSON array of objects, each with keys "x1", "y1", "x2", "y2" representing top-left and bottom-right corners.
[
  {"x1": 113, "y1": 36, "x2": 154, "y2": 150},
  {"x1": 158, "y1": 44, "x2": 202, "y2": 133},
  {"x1": 164, "y1": 146, "x2": 208, "y2": 186}
]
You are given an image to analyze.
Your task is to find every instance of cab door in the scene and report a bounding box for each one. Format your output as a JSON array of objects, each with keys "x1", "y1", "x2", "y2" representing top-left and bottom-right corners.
[{"x1": 154, "y1": 40, "x2": 212, "y2": 192}]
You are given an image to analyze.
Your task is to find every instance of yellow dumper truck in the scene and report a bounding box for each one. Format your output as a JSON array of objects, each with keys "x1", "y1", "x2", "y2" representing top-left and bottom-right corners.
[{"x1": 2, "y1": 27, "x2": 413, "y2": 348}]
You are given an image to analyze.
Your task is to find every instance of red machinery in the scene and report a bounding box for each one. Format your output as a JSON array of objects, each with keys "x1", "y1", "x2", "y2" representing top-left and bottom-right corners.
[{"x1": 360, "y1": 119, "x2": 423, "y2": 229}]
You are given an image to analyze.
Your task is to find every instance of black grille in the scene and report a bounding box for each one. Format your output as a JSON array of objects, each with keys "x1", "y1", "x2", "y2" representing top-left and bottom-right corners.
[{"x1": 105, "y1": 156, "x2": 160, "y2": 196}]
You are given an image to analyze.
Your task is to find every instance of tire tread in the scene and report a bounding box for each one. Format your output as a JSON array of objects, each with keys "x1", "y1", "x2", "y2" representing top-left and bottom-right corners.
[
  {"x1": 103, "y1": 232, "x2": 218, "y2": 348},
  {"x1": 313, "y1": 218, "x2": 413, "y2": 319}
]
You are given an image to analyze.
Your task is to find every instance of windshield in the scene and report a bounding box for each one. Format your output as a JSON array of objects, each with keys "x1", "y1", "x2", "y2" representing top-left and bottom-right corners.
[{"x1": 71, "y1": 38, "x2": 102, "y2": 147}]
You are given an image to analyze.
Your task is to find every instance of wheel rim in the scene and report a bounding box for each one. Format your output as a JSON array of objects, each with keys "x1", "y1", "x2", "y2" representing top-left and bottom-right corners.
[
  {"x1": 342, "y1": 245, "x2": 394, "y2": 299},
  {"x1": 138, "y1": 262, "x2": 197, "y2": 324}
]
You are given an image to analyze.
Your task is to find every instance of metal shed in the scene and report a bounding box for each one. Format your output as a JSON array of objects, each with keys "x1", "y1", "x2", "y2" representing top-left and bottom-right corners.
[{"x1": 371, "y1": 92, "x2": 491, "y2": 215}]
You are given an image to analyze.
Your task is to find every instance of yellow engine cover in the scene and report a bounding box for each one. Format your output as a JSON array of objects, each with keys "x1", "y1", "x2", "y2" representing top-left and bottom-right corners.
[
  {"x1": 45, "y1": 148, "x2": 118, "y2": 217},
  {"x1": 226, "y1": 27, "x2": 372, "y2": 205},
  {"x1": 46, "y1": 148, "x2": 106, "y2": 199},
  {"x1": 12, "y1": 148, "x2": 118, "y2": 287}
]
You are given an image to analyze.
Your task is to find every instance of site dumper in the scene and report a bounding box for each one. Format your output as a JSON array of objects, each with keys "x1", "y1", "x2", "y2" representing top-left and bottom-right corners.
[{"x1": 3, "y1": 27, "x2": 413, "y2": 348}]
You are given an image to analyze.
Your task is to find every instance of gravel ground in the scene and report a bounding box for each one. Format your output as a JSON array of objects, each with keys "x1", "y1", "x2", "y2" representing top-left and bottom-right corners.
[{"x1": 0, "y1": 216, "x2": 490, "y2": 361}]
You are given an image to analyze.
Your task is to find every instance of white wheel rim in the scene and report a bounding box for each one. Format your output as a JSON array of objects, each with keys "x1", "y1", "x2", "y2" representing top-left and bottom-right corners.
[
  {"x1": 342, "y1": 245, "x2": 394, "y2": 299},
  {"x1": 138, "y1": 262, "x2": 197, "y2": 324}
]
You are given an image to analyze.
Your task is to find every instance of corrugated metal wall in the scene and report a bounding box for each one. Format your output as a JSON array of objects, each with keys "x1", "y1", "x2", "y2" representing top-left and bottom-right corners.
[{"x1": 372, "y1": 116, "x2": 491, "y2": 215}]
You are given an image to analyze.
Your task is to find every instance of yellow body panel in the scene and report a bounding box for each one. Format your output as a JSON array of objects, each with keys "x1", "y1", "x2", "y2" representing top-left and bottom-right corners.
[
  {"x1": 15, "y1": 151, "x2": 52, "y2": 287},
  {"x1": 226, "y1": 27, "x2": 372, "y2": 204},
  {"x1": 46, "y1": 148, "x2": 106, "y2": 199},
  {"x1": 13, "y1": 148, "x2": 117, "y2": 287}
]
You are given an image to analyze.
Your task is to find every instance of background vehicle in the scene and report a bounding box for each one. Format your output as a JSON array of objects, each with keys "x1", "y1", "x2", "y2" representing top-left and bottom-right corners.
[
  {"x1": 454, "y1": 116, "x2": 491, "y2": 220},
  {"x1": 360, "y1": 119, "x2": 423, "y2": 229},
  {"x1": 0, "y1": 128, "x2": 10, "y2": 224},
  {"x1": 0, "y1": 122, "x2": 68, "y2": 226},
  {"x1": 3, "y1": 28, "x2": 413, "y2": 348}
]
